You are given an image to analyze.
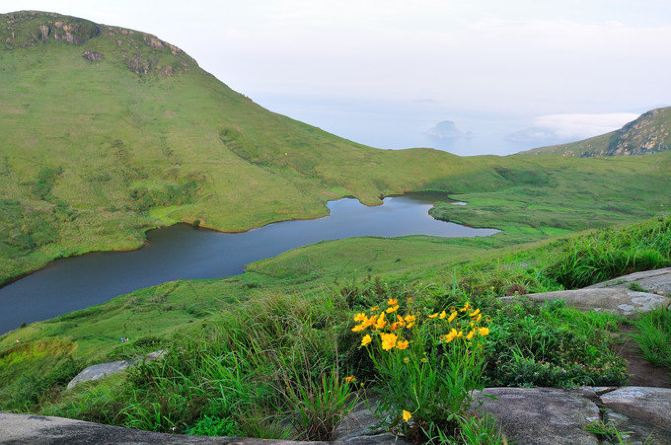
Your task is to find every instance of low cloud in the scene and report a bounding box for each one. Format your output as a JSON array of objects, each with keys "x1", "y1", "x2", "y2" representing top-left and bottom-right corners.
[
  {"x1": 426, "y1": 120, "x2": 472, "y2": 144},
  {"x1": 507, "y1": 112, "x2": 639, "y2": 147}
]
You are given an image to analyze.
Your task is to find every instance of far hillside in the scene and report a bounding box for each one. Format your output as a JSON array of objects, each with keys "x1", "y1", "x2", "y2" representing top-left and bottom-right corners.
[{"x1": 525, "y1": 107, "x2": 671, "y2": 157}]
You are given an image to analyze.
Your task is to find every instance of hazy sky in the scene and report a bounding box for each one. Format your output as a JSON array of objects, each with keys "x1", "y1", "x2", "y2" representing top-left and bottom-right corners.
[{"x1": 3, "y1": 1, "x2": 671, "y2": 154}]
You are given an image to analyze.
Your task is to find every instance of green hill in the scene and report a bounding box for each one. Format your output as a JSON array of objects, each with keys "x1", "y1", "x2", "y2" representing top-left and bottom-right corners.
[
  {"x1": 0, "y1": 10, "x2": 670, "y2": 287},
  {"x1": 526, "y1": 107, "x2": 671, "y2": 157}
]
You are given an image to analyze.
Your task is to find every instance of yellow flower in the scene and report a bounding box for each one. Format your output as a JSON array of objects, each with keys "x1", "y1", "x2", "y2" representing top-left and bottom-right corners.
[
  {"x1": 404, "y1": 314, "x2": 416, "y2": 328},
  {"x1": 460, "y1": 302, "x2": 471, "y2": 313},
  {"x1": 390, "y1": 322, "x2": 402, "y2": 331},
  {"x1": 402, "y1": 410, "x2": 412, "y2": 422},
  {"x1": 439, "y1": 310, "x2": 447, "y2": 319},
  {"x1": 352, "y1": 323, "x2": 366, "y2": 333},
  {"x1": 375, "y1": 312, "x2": 387, "y2": 330},
  {"x1": 353, "y1": 312, "x2": 367, "y2": 322},
  {"x1": 456, "y1": 330, "x2": 463, "y2": 338},
  {"x1": 473, "y1": 313, "x2": 483, "y2": 323},
  {"x1": 447, "y1": 311, "x2": 458, "y2": 323},
  {"x1": 441, "y1": 328, "x2": 458, "y2": 343},
  {"x1": 469, "y1": 308, "x2": 481, "y2": 318},
  {"x1": 466, "y1": 330, "x2": 475, "y2": 340},
  {"x1": 428, "y1": 312, "x2": 439, "y2": 319},
  {"x1": 478, "y1": 327, "x2": 490, "y2": 337},
  {"x1": 344, "y1": 375, "x2": 356, "y2": 383},
  {"x1": 380, "y1": 332, "x2": 398, "y2": 351},
  {"x1": 361, "y1": 334, "x2": 372, "y2": 346},
  {"x1": 386, "y1": 305, "x2": 399, "y2": 314},
  {"x1": 387, "y1": 298, "x2": 398, "y2": 306},
  {"x1": 371, "y1": 306, "x2": 379, "y2": 311},
  {"x1": 396, "y1": 339, "x2": 409, "y2": 350}
]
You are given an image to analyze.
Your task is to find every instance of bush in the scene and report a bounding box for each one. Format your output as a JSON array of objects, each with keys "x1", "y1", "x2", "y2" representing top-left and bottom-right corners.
[{"x1": 484, "y1": 301, "x2": 627, "y2": 387}]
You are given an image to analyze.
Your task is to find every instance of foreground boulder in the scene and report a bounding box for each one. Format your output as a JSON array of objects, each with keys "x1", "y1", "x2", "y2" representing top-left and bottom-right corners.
[
  {"x1": 0, "y1": 413, "x2": 324, "y2": 445},
  {"x1": 601, "y1": 386, "x2": 671, "y2": 436},
  {"x1": 0, "y1": 403, "x2": 408, "y2": 445},
  {"x1": 501, "y1": 287, "x2": 668, "y2": 316},
  {"x1": 471, "y1": 386, "x2": 671, "y2": 445},
  {"x1": 472, "y1": 387, "x2": 600, "y2": 445}
]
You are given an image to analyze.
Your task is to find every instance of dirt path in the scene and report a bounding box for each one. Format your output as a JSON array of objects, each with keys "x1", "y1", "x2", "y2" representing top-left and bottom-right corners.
[{"x1": 614, "y1": 325, "x2": 671, "y2": 388}]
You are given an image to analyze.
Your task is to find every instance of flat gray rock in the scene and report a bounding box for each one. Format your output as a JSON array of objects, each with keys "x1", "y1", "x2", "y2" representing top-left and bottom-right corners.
[
  {"x1": 502, "y1": 288, "x2": 669, "y2": 316},
  {"x1": 66, "y1": 350, "x2": 166, "y2": 390},
  {"x1": 471, "y1": 387, "x2": 601, "y2": 445},
  {"x1": 588, "y1": 267, "x2": 671, "y2": 296},
  {"x1": 600, "y1": 387, "x2": 671, "y2": 434},
  {"x1": 66, "y1": 360, "x2": 130, "y2": 390},
  {"x1": 0, "y1": 412, "x2": 325, "y2": 445}
]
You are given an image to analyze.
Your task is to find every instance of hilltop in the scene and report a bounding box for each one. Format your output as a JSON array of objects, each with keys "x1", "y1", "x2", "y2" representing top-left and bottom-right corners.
[{"x1": 526, "y1": 107, "x2": 671, "y2": 157}]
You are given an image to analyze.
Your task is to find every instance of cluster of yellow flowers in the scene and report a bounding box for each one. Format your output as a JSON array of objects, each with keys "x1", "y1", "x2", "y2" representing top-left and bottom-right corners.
[{"x1": 352, "y1": 298, "x2": 490, "y2": 352}]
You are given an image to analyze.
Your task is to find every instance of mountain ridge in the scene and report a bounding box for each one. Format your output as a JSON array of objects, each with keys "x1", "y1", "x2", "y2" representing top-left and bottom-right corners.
[{"x1": 525, "y1": 107, "x2": 671, "y2": 157}]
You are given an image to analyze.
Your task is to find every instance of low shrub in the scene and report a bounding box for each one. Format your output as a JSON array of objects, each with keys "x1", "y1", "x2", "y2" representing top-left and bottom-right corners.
[{"x1": 484, "y1": 301, "x2": 627, "y2": 387}]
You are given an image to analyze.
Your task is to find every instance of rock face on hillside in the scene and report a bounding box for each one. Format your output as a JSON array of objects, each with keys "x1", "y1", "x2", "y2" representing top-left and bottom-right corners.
[
  {"x1": 526, "y1": 107, "x2": 671, "y2": 157},
  {"x1": 0, "y1": 10, "x2": 194, "y2": 76}
]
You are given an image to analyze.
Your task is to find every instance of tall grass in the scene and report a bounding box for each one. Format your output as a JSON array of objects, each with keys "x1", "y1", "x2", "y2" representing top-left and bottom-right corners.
[
  {"x1": 548, "y1": 216, "x2": 671, "y2": 288},
  {"x1": 633, "y1": 307, "x2": 671, "y2": 372}
]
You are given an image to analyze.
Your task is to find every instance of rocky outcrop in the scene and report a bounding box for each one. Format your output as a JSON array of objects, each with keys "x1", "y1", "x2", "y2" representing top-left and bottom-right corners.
[
  {"x1": 66, "y1": 350, "x2": 165, "y2": 390},
  {"x1": 82, "y1": 50, "x2": 103, "y2": 61},
  {"x1": 588, "y1": 267, "x2": 671, "y2": 296},
  {"x1": 472, "y1": 387, "x2": 601, "y2": 445},
  {"x1": 472, "y1": 386, "x2": 671, "y2": 445},
  {"x1": 1, "y1": 11, "x2": 194, "y2": 76},
  {"x1": 4, "y1": 387, "x2": 670, "y2": 444},
  {"x1": 526, "y1": 107, "x2": 671, "y2": 157},
  {"x1": 499, "y1": 267, "x2": 671, "y2": 315},
  {"x1": 0, "y1": 413, "x2": 325, "y2": 445},
  {"x1": 0, "y1": 407, "x2": 405, "y2": 445},
  {"x1": 501, "y1": 287, "x2": 668, "y2": 316},
  {"x1": 600, "y1": 387, "x2": 671, "y2": 439}
]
